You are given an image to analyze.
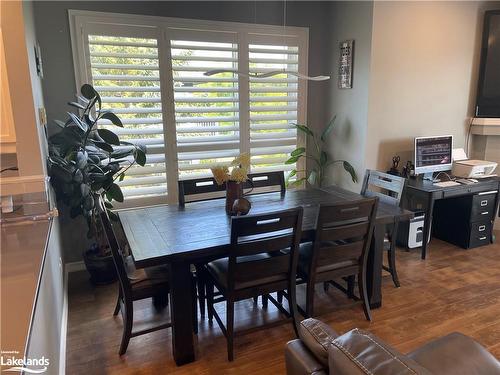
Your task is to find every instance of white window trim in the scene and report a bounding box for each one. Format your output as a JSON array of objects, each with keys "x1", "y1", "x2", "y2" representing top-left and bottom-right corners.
[{"x1": 68, "y1": 10, "x2": 308, "y2": 208}]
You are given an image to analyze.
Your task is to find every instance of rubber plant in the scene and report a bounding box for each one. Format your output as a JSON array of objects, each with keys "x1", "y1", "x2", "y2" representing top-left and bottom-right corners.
[
  {"x1": 285, "y1": 115, "x2": 357, "y2": 187},
  {"x1": 47, "y1": 84, "x2": 146, "y2": 281}
]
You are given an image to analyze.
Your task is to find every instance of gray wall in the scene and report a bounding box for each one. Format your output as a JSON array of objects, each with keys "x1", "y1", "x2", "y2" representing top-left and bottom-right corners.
[
  {"x1": 32, "y1": 1, "x2": 331, "y2": 262},
  {"x1": 324, "y1": 1, "x2": 374, "y2": 192}
]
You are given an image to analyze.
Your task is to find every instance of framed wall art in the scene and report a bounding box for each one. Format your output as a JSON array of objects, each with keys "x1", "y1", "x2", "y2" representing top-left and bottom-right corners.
[{"x1": 338, "y1": 40, "x2": 354, "y2": 89}]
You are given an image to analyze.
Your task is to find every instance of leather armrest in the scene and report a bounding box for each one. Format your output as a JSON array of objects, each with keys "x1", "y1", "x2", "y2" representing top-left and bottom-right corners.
[
  {"x1": 298, "y1": 318, "x2": 339, "y2": 366},
  {"x1": 408, "y1": 332, "x2": 500, "y2": 375},
  {"x1": 328, "y1": 329, "x2": 432, "y2": 375},
  {"x1": 285, "y1": 339, "x2": 327, "y2": 375}
]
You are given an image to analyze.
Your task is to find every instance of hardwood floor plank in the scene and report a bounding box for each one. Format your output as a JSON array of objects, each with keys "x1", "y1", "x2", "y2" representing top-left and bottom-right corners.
[{"x1": 66, "y1": 234, "x2": 500, "y2": 373}]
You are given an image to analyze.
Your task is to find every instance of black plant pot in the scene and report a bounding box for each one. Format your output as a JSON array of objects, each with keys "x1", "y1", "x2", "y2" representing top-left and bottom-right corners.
[{"x1": 83, "y1": 248, "x2": 117, "y2": 285}]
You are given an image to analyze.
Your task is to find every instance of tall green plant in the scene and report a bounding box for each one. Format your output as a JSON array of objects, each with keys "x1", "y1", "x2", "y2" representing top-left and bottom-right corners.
[
  {"x1": 47, "y1": 84, "x2": 146, "y2": 241},
  {"x1": 285, "y1": 115, "x2": 357, "y2": 187}
]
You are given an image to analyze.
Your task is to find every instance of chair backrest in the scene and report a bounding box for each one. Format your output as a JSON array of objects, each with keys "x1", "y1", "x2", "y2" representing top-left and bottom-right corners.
[
  {"x1": 309, "y1": 198, "x2": 378, "y2": 275},
  {"x1": 361, "y1": 170, "x2": 405, "y2": 206},
  {"x1": 246, "y1": 171, "x2": 286, "y2": 196},
  {"x1": 99, "y1": 209, "x2": 132, "y2": 296},
  {"x1": 178, "y1": 171, "x2": 286, "y2": 206},
  {"x1": 227, "y1": 207, "x2": 303, "y2": 291},
  {"x1": 178, "y1": 177, "x2": 226, "y2": 206}
]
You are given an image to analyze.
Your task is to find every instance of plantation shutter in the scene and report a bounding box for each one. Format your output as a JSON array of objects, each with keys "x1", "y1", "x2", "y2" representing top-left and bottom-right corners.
[
  {"x1": 71, "y1": 12, "x2": 309, "y2": 207},
  {"x1": 169, "y1": 32, "x2": 240, "y2": 180},
  {"x1": 247, "y1": 40, "x2": 303, "y2": 177},
  {"x1": 86, "y1": 29, "x2": 168, "y2": 206}
]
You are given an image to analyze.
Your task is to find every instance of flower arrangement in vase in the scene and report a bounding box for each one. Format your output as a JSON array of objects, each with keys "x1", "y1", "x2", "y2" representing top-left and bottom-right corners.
[{"x1": 211, "y1": 153, "x2": 251, "y2": 215}]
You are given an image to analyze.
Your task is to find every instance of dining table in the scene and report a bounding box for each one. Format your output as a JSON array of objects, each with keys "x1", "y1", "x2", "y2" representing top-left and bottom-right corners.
[{"x1": 118, "y1": 186, "x2": 413, "y2": 365}]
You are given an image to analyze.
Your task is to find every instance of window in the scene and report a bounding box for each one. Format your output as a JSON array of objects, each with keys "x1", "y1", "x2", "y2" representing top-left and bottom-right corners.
[{"x1": 70, "y1": 11, "x2": 308, "y2": 207}]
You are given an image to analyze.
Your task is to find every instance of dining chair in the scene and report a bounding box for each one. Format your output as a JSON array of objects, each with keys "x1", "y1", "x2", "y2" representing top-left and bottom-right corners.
[
  {"x1": 297, "y1": 198, "x2": 378, "y2": 321},
  {"x1": 177, "y1": 170, "x2": 287, "y2": 316},
  {"x1": 361, "y1": 169, "x2": 406, "y2": 287},
  {"x1": 100, "y1": 209, "x2": 197, "y2": 355},
  {"x1": 205, "y1": 207, "x2": 303, "y2": 361}
]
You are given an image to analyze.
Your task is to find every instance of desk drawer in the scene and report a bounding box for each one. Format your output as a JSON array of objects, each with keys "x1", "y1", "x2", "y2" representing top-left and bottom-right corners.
[
  {"x1": 471, "y1": 192, "x2": 497, "y2": 221},
  {"x1": 468, "y1": 221, "x2": 492, "y2": 248}
]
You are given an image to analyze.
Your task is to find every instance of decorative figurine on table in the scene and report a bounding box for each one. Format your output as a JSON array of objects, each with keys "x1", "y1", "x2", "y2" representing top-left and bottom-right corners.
[
  {"x1": 388, "y1": 155, "x2": 401, "y2": 176},
  {"x1": 402, "y1": 160, "x2": 415, "y2": 178}
]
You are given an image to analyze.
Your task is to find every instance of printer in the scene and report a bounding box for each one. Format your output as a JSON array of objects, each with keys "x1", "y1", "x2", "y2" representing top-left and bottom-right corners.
[{"x1": 452, "y1": 159, "x2": 498, "y2": 178}]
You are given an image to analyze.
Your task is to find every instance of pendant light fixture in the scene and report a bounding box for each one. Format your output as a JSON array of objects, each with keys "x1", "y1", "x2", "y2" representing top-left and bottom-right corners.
[{"x1": 204, "y1": 1, "x2": 330, "y2": 82}]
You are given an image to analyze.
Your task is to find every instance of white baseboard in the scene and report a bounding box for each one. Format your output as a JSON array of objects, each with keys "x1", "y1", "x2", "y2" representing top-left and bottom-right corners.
[{"x1": 65, "y1": 261, "x2": 85, "y2": 273}]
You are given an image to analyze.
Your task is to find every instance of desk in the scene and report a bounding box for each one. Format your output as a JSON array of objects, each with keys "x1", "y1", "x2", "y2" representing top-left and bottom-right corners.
[
  {"x1": 119, "y1": 187, "x2": 412, "y2": 365},
  {"x1": 403, "y1": 177, "x2": 500, "y2": 259}
]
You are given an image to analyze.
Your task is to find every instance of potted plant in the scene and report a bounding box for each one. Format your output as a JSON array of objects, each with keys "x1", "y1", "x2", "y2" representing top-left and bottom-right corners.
[
  {"x1": 285, "y1": 115, "x2": 357, "y2": 187},
  {"x1": 47, "y1": 84, "x2": 146, "y2": 284}
]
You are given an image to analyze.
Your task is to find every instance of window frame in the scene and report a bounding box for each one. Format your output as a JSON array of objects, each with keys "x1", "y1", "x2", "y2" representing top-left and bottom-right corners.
[{"x1": 69, "y1": 10, "x2": 308, "y2": 208}]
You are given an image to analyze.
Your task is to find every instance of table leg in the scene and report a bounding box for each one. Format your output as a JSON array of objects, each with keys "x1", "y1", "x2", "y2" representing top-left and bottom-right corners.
[
  {"x1": 421, "y1": 197, "x2": 434, "y2": 260},
  {"x1": 367, "y1": 223, "x2": 384, "y2": 309},
  {"x1": 169, "y1": 261, "x2": 195, "y2": 365}
]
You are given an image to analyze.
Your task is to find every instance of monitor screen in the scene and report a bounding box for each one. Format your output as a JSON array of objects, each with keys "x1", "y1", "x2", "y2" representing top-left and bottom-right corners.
[{"x1": 415, "y1": 136, "x2": 453, "y2": 173}]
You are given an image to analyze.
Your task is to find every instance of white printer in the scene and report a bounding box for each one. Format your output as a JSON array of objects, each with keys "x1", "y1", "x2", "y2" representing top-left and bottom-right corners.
[{"x1": 452, "y1": 157, "x2": 497, "y2": 179}]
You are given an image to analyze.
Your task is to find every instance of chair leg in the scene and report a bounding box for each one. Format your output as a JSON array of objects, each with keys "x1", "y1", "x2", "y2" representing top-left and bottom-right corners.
[
  {"x1": 113, "y1": 288, "x2": 121, "y2": 316},
  {"x1": 347, "y1": 275, "x2": 355, "y2": 299},
  {"x1": 226, "y1": 299, "x2": 235, "y2": 361},
  {"x1": 206, "y1": 279, "x2": 214, "y2": 324},
  {"x1": 277, "y1": 290, "x2": 284, "y2": 304},
  {"x1": 262, "y1": 294, "x2": 269, "y2": 309},
  {"x1": 152, "y1": 292, "x2": 169, "y2": 311},
  {"x1": 388, "y1": 247, "x2": 400, "y2": 288},
  {"x1": 253, "y1": 296, "x2": 258, "y2": 304},
  {"x1": 358, "y1": 270, "x2": 372, "y2": 322},
  {"x1": 323, "y1": 282, "x2": 329, "y2": 292},
  {"x1": 288, "y1": 282, "x2": 299, "y2": 338},
  {"x1": 195, "y1": 266, "x2": 206, "y2": 318},
  {"x1": 305, "y1": 281, "x2": 315, "y2": 318},
  {"x1": 119, "y1": 300, "x2": 133, "y2": 356}
]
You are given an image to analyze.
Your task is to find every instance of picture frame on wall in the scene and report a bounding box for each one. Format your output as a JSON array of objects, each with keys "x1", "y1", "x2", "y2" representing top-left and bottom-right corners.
[{"x1": 338, "y1": 40, "x2": 354, "y2": 89}]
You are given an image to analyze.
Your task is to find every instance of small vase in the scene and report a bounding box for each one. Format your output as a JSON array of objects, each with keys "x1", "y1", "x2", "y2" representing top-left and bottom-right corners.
[{"x1": 225, "y1": 180, "x2": 243, "y2": 215}]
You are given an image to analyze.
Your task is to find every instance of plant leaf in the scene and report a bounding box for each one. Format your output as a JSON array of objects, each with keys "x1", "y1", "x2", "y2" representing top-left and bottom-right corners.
[
  {"x1": 81, "y1": 84, "x2": 97, "y2": 100},
  {"x1": 97, "y1": 128, "x2": 120, "y2": 145},
  {"x1": 308, "y1": 170, "x2": 318, "y2": 186},
  {"x1": 288, "y1": 169, "x2": 297, "y2": 179},
  {"x1": 53, "y1": 119, "x2": 66, "y2": 129},
  {"x1": 291, "y1": 147, "x2": 305, "y2": 157},
  {"x1": 68, "y1": 101, "x2": 85, "y2": 110},
  {"x1": 320, "y1": 151, "x2": 328, "y2": 166},
  {"x1": 107, "y1": 183, "x2": 124, "y2": 202},
  {"x1": 291, "y1": 177, "x2": 307, "y2": 187},
  {"x1": 100, "y1": 112, "x2": 123, "y2": 127},
  {"x1": 93, "y1": 141, "x2": 113, "y2": 153},
  {"x1": 321, "y1": 115, "x2": 337, "y2": 142},
  {"x1": 134, "y1": 148, "x2": 147, "y2": 166},
  {"x1": 67, "y1": 112, "x2": 88, "y2": 132},
  {"x1": 292, "y1": 123, "x2": 314, "y2": 137},
  {"x1": 107, "y1": 209, "x2": 119, "y2": 221},
  {"x1": 343, "y1": 161, "x2": 358, "y2": 183},
  {"x1": 285, "y1": 155, "x2": 300, "y2": 164}
]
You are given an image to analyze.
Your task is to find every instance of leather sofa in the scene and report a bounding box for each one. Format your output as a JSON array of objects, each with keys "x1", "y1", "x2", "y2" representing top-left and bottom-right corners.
[{"x1": 285, "y1": 318, "x2": 500, "y2": 375}]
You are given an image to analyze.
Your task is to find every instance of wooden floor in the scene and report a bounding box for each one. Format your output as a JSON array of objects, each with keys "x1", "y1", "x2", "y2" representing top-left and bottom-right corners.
[{"x1": 66, "y1": 234, "x2": 500, "y2": 374}]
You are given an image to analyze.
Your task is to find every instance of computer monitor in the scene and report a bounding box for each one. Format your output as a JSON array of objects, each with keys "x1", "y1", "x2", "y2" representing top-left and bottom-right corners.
[{"x1": 414, "y1": 135, "x2": 453, "y2": 180}]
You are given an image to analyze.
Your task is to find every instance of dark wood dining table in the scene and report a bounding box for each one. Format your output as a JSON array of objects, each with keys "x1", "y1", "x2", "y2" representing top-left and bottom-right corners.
[{"x1": 118, "y1": 186, "x2": 413, "y2": 365}]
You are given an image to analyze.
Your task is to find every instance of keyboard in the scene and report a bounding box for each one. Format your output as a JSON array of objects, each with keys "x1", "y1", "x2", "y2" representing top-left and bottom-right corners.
[{"x1": 433, "y1": 181, "x2": 461, "y2": 188}]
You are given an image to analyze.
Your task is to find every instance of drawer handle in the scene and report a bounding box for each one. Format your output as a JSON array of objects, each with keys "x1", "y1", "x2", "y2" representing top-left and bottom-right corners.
[
  {"x1": 479, "y1": 236, "x2": 487, "y2": 241},
  {"x1": 479, "y1": 225, "x2": 486, "y2": 231},
  {"x1": 480, "y1": 200, "x2": 488, "y2": 206},
  {"x1": 481, "y1": 212, "x2": 489, "y2": 215}
]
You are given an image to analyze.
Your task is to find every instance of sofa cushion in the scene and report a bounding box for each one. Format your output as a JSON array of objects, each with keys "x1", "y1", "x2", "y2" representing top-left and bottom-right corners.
[
  {"x1": 328, "y1": 329, "x2": 432, "y2": 375},
  {"x1": 408, "y1": 332, "x2": 500, "y2": 375},
  {"x1": 298, "y1": 318, "x2": 339, "y2": 366},
  {"x1": 285, "y1": 339, "x2": 328, "y2": 375}
]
